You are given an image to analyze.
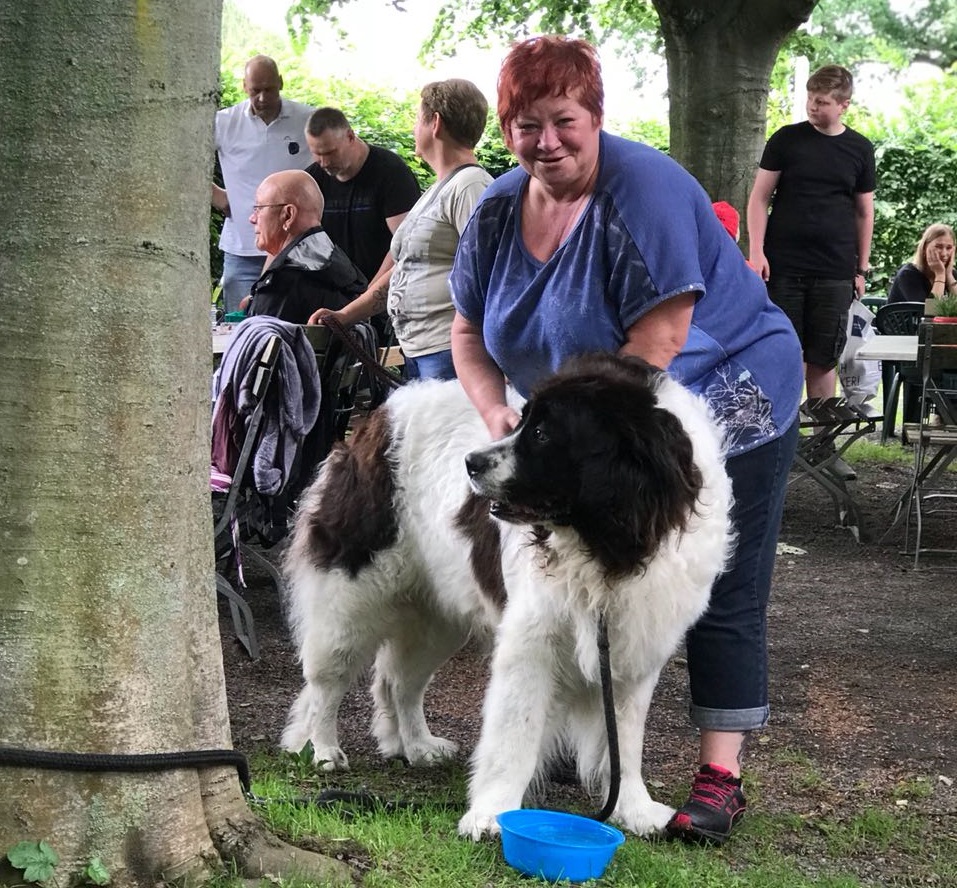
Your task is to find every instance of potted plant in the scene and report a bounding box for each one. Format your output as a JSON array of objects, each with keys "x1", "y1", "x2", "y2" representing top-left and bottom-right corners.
[{"x1": 932, "y1": 292, "x2": 957, "y2": 323}]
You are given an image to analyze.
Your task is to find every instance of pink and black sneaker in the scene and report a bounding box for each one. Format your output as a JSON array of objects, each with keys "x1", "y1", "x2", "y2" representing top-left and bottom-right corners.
[{"x1": 666, "y1": 763, "x2": 747, "y2": 845}]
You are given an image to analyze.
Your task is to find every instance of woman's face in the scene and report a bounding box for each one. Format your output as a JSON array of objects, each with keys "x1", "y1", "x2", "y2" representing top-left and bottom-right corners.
[
  {"x1": 413, "y1": 104, "x2": 433, "y2": 161},
  {"x1": 926, "y1": 234, "x2": 955, "y2": 268},
  {"x1": 506, "y1": 91, "x2": 602, "y2": 193}
]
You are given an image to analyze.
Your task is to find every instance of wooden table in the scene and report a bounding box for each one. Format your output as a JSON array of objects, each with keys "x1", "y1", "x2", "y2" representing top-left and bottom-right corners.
[
  {"x1": 212, "y1": 324, "x2": 235, "y2": 356},
  {"x1": 856, "y1": 335, "x2": 917, "y2": 363}
]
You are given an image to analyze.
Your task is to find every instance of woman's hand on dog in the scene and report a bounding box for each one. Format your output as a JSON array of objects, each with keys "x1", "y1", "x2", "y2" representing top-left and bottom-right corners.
[{"x1": 483, "y1": 404, "x2": 521, "y2": 440}]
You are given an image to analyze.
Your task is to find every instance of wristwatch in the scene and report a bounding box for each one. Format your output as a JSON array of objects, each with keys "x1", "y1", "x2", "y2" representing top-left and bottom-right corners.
[{"x1": 856, "y1": 267, "x2": 872, "y2": 279}]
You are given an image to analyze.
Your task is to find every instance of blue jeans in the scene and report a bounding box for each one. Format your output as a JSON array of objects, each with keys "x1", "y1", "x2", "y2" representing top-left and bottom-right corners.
[
  {"x1": 403, "y1": 349, "x2": 457, "y2": 381},
  {"x1": 686, "y1": 419, "x2": 799, "y2": 732},
  {"x1": 221, "y1": 253, "x2": 265, "y2": 313}
]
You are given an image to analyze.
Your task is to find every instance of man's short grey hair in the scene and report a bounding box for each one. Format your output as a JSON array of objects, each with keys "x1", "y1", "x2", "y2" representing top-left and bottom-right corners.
[{"x1": 306, "y1": 107, "x2": 352, "y2": 138}]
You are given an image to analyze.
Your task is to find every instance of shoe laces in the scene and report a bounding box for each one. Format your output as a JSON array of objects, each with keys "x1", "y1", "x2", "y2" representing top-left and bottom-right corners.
[{"x1": 688, "y1": 765, "x2": 741, "y2": 811}]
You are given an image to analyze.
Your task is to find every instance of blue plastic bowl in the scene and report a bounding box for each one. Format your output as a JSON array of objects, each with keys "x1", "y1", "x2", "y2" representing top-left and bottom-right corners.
[{"x1": 496, "y1": 809, "x2": 625, "y2": 882}]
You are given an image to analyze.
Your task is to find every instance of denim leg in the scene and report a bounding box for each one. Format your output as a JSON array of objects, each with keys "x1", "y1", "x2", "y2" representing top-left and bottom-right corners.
[
  {"x1": 221, "y1": 253, "x2": 265, "y2": 313},
  {"x1": 686, "y1": 420, "x2": 799, "y2": 732},
  {"x1": 403, "y1": 349, "x2": 457, "y2": 381}
]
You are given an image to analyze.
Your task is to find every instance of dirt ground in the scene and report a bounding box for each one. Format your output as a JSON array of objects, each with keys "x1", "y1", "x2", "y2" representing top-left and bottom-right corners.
[{"x1": 220, "y1": 449, "x2": 957, "y2": 883}]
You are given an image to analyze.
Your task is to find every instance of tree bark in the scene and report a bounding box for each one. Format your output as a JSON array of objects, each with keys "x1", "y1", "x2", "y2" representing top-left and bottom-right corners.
[
  {"x1": 0, "y1": 3, "x2": 348, "y2": 885},
  {"x1": 652, "y1": 0, "x2": 819, "y2": 237}
]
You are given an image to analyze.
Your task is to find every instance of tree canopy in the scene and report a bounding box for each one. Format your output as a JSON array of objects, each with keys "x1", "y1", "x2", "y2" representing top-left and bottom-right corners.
[{"x1": 220, "y1": 0, "x2": 957, "y2": 289}]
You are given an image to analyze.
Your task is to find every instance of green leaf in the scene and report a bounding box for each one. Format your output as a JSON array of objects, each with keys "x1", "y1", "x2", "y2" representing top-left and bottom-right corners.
[
  {"x1": 6, "y1": 840, "x2": 59, "y2": 883},
  {"x1": 83, "y1": 857, "x2": 111, "y2": 886}
]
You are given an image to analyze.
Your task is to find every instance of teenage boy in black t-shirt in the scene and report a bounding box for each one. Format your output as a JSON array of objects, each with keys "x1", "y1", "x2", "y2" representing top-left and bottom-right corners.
[{"x1": 747, "y1": 65, "x2": 876, "y2": 417}]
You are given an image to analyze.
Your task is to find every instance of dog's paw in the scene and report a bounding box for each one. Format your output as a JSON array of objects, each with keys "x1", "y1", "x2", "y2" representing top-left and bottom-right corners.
[
  {"x1": 312, "y1": 745, "x2": 350, "y2": 772},
  {"x1": 404, "y1": 736, "x2": 459, "y2": 767},
  {"x1": 614, "y1": 799, "x2": 674, "y2": 836},
  {"x1": 458, "y1": 809, "x2": 502, "y2": 842}
]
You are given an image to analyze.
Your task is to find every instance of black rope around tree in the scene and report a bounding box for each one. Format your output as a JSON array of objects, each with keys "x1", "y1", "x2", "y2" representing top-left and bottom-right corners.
[
  {"x1": 0, "y1": 616, "x2": 621, "y2": 823},
  {"x1": 0, "y1": 746, "x2": 250, "y2": 794}
]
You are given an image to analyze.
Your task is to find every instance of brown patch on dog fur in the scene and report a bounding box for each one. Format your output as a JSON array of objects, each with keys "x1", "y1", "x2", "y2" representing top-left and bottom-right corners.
[
  {"x1": 454, "y1": 493, "x2": 507, "y2": 608},
  {"x1": 300, "y1": 408, "x2": 398, "y2": 576}
]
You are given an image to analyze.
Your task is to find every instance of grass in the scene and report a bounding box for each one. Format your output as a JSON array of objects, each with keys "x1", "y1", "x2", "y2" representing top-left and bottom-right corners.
[
  {"x1": 844, "y1": 437, "x2": 911, "y2": 466},
  {"x1": 765, "y1": 747, "x2": 826, "y2": 792},
  {"x1": 214, "y1": 414, "x2": 952, "y2": 887},
  {"x1": 203, "y1": 748, "x2": 957, "y2": 888}
]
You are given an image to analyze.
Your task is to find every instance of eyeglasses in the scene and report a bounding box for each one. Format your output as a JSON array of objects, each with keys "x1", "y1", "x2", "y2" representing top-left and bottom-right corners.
[{"x1": 250, "y1": 203, "x2": 287, "y2": 214}]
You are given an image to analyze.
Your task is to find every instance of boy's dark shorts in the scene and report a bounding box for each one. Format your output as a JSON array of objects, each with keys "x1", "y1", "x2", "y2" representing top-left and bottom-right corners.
[{"x1": 766, "y1": 276, "x2": 855, "y2": 369}]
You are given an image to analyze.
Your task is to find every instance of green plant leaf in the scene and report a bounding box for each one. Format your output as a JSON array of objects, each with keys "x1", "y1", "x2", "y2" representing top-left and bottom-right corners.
[
  {"x1": 6, "y1": 840, "x2": 59, "y2": 883},
  {"x1": 83, "y1": 857, "x2": 111, "y2": 886}
]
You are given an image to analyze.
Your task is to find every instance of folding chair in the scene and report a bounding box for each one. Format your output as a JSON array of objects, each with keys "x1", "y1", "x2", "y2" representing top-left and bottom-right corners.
[
  {"x1": 790, "y1": 397, "x2": 882, "y2": 541},
  {"x1": 901, "y1": 322, "x2": 957, "y2": 568},
  {"x1": 283, "y1": 324, "x2": 370, "y2": 500},
  {"x1": 211, "y1": 334, "x2": 283, "y2": 659},
  {"x1": 873, "y1": 302, "x2": 925, "y2": 442}
]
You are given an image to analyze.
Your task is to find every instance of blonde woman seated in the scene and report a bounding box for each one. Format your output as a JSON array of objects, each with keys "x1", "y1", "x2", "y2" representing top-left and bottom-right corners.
[
  {"x1": 887, "y1": 223, "x2": 956, "y2": 303},
  {"x1": 308, "y1": 79, "x2": 493, "y2": 380}
]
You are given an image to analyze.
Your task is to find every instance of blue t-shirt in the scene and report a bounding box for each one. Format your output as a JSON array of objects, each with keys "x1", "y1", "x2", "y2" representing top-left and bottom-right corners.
[{"x1": 450, "y1": 132, "x2": 803, "y2": 456}]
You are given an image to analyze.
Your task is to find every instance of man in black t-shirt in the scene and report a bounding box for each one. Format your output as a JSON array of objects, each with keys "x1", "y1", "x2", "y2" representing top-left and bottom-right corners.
[
  {"x1": 303, "y1": 108, "x2": 421, "y2": 336},
  {"x1": 747, "y1": 65, "x2": 875, "y2": 414}
]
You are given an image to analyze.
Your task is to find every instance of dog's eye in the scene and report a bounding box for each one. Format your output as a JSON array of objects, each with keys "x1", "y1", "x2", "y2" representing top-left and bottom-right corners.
[{"x1": 531, "y1": 423, "x2": 549, "y2": 444}]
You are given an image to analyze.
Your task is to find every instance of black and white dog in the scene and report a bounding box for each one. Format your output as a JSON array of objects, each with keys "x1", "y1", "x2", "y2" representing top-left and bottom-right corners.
[{"x1": 281, "y1": 352, "x2": 734, "y2": 838}]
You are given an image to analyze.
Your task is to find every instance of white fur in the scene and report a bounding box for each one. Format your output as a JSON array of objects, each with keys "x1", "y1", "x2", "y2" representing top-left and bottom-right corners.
[{"x1": 282, "y1": 367, "x2": 734, "y2": 840}]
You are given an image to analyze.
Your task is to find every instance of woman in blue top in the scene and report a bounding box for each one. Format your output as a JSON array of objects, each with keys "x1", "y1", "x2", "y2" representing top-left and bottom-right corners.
[{"x1": 450, "y1": 35, "x2": 803, "y2": 846}]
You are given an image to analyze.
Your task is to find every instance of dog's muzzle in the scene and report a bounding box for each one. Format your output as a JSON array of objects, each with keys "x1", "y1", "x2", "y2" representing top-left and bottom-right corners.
[{"x1": 464, "y1": 449, "x2": 492, "y2": 481}]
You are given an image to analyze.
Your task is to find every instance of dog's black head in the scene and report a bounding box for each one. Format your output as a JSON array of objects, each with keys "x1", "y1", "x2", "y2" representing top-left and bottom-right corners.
[{"x1": 465, "y1": 353, "x2": 704, "y2": 579}]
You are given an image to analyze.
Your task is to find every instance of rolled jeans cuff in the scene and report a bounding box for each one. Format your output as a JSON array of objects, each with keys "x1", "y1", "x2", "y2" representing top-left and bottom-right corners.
[{"x1": 689, "y1": 704, "x2": 769, "y2": 732}]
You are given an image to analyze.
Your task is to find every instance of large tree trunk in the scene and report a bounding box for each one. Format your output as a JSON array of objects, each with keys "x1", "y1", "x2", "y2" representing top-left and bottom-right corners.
[
  {"x1": 653, "y1": 0, "x2": 819, "y2": 240},
  {"x1": 0, "y1": 4, "x2": 347, "y2": 885}
]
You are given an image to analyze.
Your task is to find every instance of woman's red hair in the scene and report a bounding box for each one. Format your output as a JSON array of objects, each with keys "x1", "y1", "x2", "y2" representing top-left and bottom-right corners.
[{"x1": 497, "y1": 36, "x2": 604, "y2": 135}]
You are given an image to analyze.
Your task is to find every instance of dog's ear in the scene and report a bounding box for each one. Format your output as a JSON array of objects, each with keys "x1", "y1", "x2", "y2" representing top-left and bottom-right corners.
[
  {"x1": 576, "y1": 396, "x2": 703, "y2": 579},
  {"x1": 293, "y1": 409, "x2": 399, "y2": 577}
]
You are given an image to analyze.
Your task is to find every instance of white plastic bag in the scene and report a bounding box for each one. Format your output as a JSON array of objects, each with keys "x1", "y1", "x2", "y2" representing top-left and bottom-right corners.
[{"x1": 838, "y1": 300, "x2": 881, "y2": 406}]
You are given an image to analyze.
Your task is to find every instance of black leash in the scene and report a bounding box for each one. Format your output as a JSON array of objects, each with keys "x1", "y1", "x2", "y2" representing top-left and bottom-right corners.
[
  {"x1": 320, "y1": 314, "x2": 405, "y2": 394},
  {"x1": 589, "y1": 612, "x2": 621, "y2": 822}
]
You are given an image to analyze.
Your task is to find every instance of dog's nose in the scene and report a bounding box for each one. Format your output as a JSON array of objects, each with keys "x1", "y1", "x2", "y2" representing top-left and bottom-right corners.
[{"x1": 465, "y1": 451, "x2": 489, "y2": 479}]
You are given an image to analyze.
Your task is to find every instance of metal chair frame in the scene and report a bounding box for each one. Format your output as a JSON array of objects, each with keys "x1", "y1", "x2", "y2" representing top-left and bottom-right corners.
[
  {"x1": 789, "y1": 397, "x2": 882, "y2": 542},
  {"x1": 873, "y1": 302, "x2": 925, "y2": 443},
  {"x1": 212, "y1": 334, "x2": 283, "y2": 659},
  {"x1": 900, "y1": 322, "x2": 957, "y2": 568}
]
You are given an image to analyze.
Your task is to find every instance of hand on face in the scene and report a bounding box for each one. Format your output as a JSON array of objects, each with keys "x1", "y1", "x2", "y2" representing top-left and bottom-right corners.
[{"x1": 926, "y1": 236, "x2": 955, "y2": 277}]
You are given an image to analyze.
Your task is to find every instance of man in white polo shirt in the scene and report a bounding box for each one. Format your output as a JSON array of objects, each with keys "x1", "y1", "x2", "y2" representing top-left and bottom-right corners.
[{"x1": 212, "y1": 55, "x2": 314, "y2": 312}]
